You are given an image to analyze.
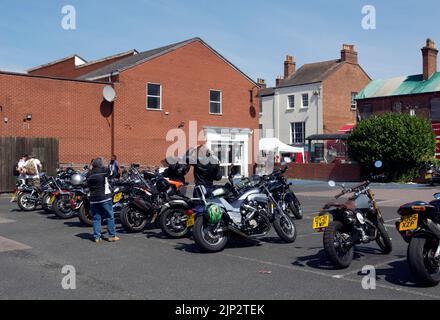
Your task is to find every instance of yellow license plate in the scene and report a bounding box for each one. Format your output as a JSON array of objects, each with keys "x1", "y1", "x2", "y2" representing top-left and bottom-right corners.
[
  {"x1": 186, "y1": 215, "x2": 195, "y2": 228},
  {"x1": 10, "y1": 192, "x2": 17, "y2": 201},
  {"x1": 399, "y1": 214, "x2": 419, "y2": 231},
  {"x1": 313, "y1": 215, "x2": 330, "y2": 230},
  {"x1": 426, "y1": 174, "x2": 433, "y2": 180},
  {"x1": 49, "y1": 195, "x2": 56, "y2": 204},
  {"x1": 113, "y1": 192, "x2": 123, "y2": 203}
]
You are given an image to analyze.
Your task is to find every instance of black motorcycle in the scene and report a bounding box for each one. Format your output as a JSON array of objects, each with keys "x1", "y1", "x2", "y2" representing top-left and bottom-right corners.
[
  {"x1": 396, "y1": 193, "x2": 440, "y2": 286},
  {"x1": 17, "y1": 174, "x2": 53, "y2": 212},
  {"x1": 261, "y1": 167, "x2": 302, "y2": 220},
  {"x1": 313, "y1": 180, "x2": 392, "y2": 268}
]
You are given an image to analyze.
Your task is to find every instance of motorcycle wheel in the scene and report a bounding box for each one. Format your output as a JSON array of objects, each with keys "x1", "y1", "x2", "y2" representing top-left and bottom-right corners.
[
  {"x1": 273, "y1": 213, "x2": 297, "y2": 243},
  {"x1": 120, "y1": 205, "x2": 148, "y2": 233},
  {"x1": 193, "y1": 216, "x2": 227, "y2": 252},
  {"x1": 52, "y1": 197, "x2": 76, "y2": 219},
  {"x1": 323, "y1": 221, "x2": 354, "y2": 269},
  {"x1": 78, "y1": 204, "x2": 93, "y2": 227},
  {"x1": 408, "y1": 236, "x2": 440, "y2": 286},
  {"x1": 375, "y1": 220, "x2": 393, "y2": 254},
  {"x1": 160, "y1": 208, "x2": 189, "y2": 239},
  {"x1": 287, "y1": 200, "x2": 303, "y2": 220},
  {"x1": 42, "y1": 194, "x2": 53, "y2": 214},
  {"x1": 17, "y1": 192, "x2": 37, "y2": 211}
]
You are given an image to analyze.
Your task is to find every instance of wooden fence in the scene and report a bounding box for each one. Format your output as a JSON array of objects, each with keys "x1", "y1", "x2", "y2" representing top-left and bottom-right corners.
[{"x1": 0, "y1": 137, "x2": 59, "y2": 193}]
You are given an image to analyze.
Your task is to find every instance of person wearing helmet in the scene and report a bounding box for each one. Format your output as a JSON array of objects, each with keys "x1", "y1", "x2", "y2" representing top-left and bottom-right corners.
[
  {"x1": 186, "y1": 145, "x2": 222, "y2": 198},
  {"x1": 86, "y1": 157, "x2": 119, "y2": 244}
]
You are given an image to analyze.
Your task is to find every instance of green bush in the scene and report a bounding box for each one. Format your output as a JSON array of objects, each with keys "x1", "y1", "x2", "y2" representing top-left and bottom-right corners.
[{"x1": 348, "y1": 113, "x2": 436, "y2": 182}]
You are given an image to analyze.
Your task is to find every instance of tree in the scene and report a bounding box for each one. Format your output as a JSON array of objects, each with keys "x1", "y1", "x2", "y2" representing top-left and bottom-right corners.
[{"x1": 348, "y1": 113, "x2": 436, "y2": 182}]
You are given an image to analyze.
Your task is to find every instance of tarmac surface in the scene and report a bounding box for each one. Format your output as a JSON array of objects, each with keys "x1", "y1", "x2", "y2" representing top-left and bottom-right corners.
[{"x1": 0, "y1": 181, "x2": 440, "y2": 300}]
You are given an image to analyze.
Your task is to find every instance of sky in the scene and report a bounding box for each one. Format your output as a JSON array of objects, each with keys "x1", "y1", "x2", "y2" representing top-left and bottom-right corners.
[{"x1": 0, "y1": 0, "x2": 439, "y2": 86}]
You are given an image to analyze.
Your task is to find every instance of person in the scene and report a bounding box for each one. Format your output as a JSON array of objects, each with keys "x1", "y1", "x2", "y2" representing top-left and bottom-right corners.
[
  {"x1": 187, "y1": 145, "x2": 222, "y2": 198},
  {"x1": 24, "y1": 154, "x2": 42, "y2": 188},
  {"x1": 109, "y1": 155, "x2": 120, "y2": 179},
  {"x1": 15, "y1": 154, "x2": 28, "y2": 180},
  {"x1": 86, "y1": 157, "x2": 120, "y2": 244}
]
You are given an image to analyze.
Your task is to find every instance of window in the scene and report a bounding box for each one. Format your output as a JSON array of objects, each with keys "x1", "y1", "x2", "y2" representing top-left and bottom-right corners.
[
  {"x1": 392, "y1": 102, "x2": 402, "y2": 113},
  {"x1": 351, "y1": 92, "x2": 358, "y2": 110},
  {"x1": 147, "y1": 83, "x2": 161, "y2": 110},
  {"x1": 360, "y1": 104, "x2": 373, "y2": 120},
  {"x1": 301, "y1": 94, "x2": 309, "y2": 108},
  {"x1": 431, "y1": 98, "x2": 440, "y2": 121},
  {"x1": 291, "y1": 122, "x2": 306, "y2": 144},
  {"x1": 259, "y1": 101, "x2": 263, "y2": 116},
  {"x1": 287, "y1": 95, "x2": 295, "y2": 109},
  {"x1": 210, "y1": 90, "x2": 222, "y2": 114},
  {"x1": 410, "y1": 108, "x2": 416, "y2": 117},
  {"x1": 259, "y1": 124, "x2": 263, "y2": 138}
]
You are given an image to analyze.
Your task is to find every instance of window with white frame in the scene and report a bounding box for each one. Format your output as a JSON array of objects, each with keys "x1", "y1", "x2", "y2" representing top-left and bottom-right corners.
[
  {"x1": 147, "y1": 83, "x2": 162, "y2": 110},
  {"x1": 291, "y1": 122, "x2": 306, "y2": 144},
  {"x1": 287, "y1": 95, "x2": 295, "y2": 109},
  {"x1": 351, "y1": 92, "x2": 358, "y2": 110},
  {"x1": 210, "y1": 90, "x2": 222, "y2": 114},
  {"x1": 301, "y1": 94, "x2": 309, "y2": 108}
]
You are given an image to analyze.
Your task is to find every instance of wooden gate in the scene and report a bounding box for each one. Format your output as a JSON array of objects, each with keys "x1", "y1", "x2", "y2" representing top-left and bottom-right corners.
[{"x1": 0, "y1": 137, "x2": 59, "y2": 193}]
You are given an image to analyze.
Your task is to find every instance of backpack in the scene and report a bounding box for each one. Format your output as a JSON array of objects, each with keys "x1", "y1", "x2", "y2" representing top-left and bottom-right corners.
[{"x1": 25, "y1": 159, "x2": 37, "y2": 175}]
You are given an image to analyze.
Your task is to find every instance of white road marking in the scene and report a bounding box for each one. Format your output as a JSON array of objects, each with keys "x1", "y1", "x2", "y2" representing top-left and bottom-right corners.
[
  {"x1": 0, "y1": 236, "x2": 31, "y2": 253},
  {"x1": 0, "y1": 217, "x2": 15, "y2": 224},
  {"x1": 332, "y1": 258, "x2": 406, "y2": 278}
]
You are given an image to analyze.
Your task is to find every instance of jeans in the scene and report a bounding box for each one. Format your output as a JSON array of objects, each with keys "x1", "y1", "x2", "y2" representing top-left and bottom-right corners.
[{"x1": 90, "y1": 200, "x2": 116, "y2": 240}]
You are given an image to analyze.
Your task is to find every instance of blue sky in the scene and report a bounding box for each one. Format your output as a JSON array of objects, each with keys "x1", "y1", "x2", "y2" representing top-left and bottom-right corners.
[{"x1": 1, "y1": 0, "x2": 439, "y2": 86}]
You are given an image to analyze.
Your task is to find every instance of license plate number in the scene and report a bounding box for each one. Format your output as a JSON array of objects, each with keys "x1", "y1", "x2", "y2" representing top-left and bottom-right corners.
[
  {"x1": 113, "y1": 192, "x2": 123, "y2": 203},
  {"x1": 313, "y1": 215, "x2": 330, "y2": 230},
  {"x1": 426, "y1": 174, "x2": 433, "y2": 180},
  {"x1": 186, "y1": 215, "x2": 195, "y2": 228},
  {"x1": 399, "y1": 214, "x2": 418, "y2": 231}
]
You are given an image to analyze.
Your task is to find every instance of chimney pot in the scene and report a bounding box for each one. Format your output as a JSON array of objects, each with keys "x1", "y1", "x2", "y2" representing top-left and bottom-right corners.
[
  {"x1": 257, "y1": 78, "x2": 267, "y2": 88},
  {"x1": 422, "y1": 38, "x2": 438, "y2": 80},
  {"x1": 276, "y1": 76, "x2": 284, "y2": 87}
]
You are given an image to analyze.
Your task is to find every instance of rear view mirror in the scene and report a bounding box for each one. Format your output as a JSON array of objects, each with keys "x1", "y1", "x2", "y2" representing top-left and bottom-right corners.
[
  {"x1": 434, "y1": 193, "x2": 440, "y2": 200},
  {"x1": 375, "y1": 160, "x2": 383, "y2": 169},
  {"x1": 328, "y1": 180, "x2": 336, "y2": 188}
]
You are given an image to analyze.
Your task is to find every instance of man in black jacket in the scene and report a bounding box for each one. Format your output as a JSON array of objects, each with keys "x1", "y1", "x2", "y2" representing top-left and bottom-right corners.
[
  {"x1": 87, "y1": 157, "x2": 119, "y2": 244},
  {"x1": 187, "y1": 145, "x2": 222, "y2": 198}
]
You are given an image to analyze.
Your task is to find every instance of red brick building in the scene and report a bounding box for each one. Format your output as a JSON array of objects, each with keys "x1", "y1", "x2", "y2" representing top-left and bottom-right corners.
[
  {"x1": 356, "y1": 38, "x2": 440, "y2": 157},
  {"x1": 0, "y1": 38, "x2": 260, "y2": 176}
]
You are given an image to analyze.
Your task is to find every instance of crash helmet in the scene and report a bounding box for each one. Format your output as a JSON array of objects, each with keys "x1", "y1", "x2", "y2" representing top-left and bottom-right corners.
[
  {"x1": 206, "y1": 204, "x2": 223, "y2": 224},
  {"x1": 71, "y1": 173, "x2": 85, "y2": 186}
]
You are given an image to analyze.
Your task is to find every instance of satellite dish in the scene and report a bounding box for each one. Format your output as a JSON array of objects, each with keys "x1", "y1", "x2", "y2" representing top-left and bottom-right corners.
[{"x1": 103, "y1": 85, "x2": 116, "y2": 102}]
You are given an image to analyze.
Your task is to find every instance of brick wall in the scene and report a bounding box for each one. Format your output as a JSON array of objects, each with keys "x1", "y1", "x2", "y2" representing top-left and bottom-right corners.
[
  {"x1": 0, "y1": 72, "x2": 110, "y2": 164},
  {"x1": 114, "y1": 40, "x2": 259, "y2": 167},
  {"x1": 322, "y1": 63, "x2": 371, "y2": 133},
  {"x1": 285, "y1": 163, "x2": 361, "y2": 182},
  {"x1": 0, "y1": 40, "x2": 259, "y2": 170}
]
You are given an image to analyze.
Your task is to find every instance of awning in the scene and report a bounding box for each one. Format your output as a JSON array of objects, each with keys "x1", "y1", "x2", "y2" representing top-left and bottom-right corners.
[
  {"x1": 338, "y1": 124, "x2": 355, "y2": 133},
  {"x1": 259, "y1": 138, "x2": 305, "y2": 162}
]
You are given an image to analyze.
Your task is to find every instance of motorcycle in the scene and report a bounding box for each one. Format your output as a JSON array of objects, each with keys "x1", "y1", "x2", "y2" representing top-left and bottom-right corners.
[
  {"x1": 313, "y1": 180, "x2": 392, "y2": 269},
  {"x1": 396, "y1": 193, "x2": 440, "y2": 286},
  {"x1": 192, "y1": 166, "x2": 297, "y2": 253},
  {"x1": 425, "y1": 164, "x2": 440, "y2": 186},
  {"x1": 119, "y1": 167, "x2": 184, "y2": 233},
  {"x1": 16, "y1": 174, "x2": 53, "y2": 212},
  {"x1": 261, "y1": 166, "x2": 303, "y2": 220}
]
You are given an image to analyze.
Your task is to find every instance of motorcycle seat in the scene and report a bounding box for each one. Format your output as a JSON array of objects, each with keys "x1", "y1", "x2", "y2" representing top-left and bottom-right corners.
[{"x1": 324, "y1": 200, "x2": 356, "y2": 211}]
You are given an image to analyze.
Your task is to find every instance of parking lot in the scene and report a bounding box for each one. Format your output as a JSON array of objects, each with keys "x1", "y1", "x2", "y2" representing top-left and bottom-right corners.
[{"x1": 1, "y1": 181, "x2": 440, "y2": 300}]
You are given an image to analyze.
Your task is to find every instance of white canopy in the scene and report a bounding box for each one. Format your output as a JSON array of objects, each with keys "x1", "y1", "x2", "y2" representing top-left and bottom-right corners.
[{"x1": 259, "y1": 138, "x2": 305, "y2": 162}]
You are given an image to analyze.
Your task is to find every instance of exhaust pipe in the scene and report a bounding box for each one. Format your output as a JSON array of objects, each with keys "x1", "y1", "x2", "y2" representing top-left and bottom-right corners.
[
  {"x1": 426, "y1": 219, "x2": 440, "y2": 239},
  {"x1": 226, "y1": 226, "x2": 266, "y2": 239}
]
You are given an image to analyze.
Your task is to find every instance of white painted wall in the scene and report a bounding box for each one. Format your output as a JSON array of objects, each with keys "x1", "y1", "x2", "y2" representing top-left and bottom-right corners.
[{"x1": 260, "y1": 83, "x2": 324, "y2": 146}]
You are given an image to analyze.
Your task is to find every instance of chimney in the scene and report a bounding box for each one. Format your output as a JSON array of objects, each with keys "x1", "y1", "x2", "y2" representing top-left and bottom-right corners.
[
  {"x1": 257, "y1": 78, "x2": 267, "y2": 88},
  {"x1": 275, "y1": 76, "x2": 284, "y2": 87},
  {"x1": 341, "y1": 44, "x2": 358, "y2": 64},
  {"x1": 422, "y1": 38, "x2": 438, "y2": 80},
  {"x1": 284, "y1": 55, "x2": 296, "y2": 79}
]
